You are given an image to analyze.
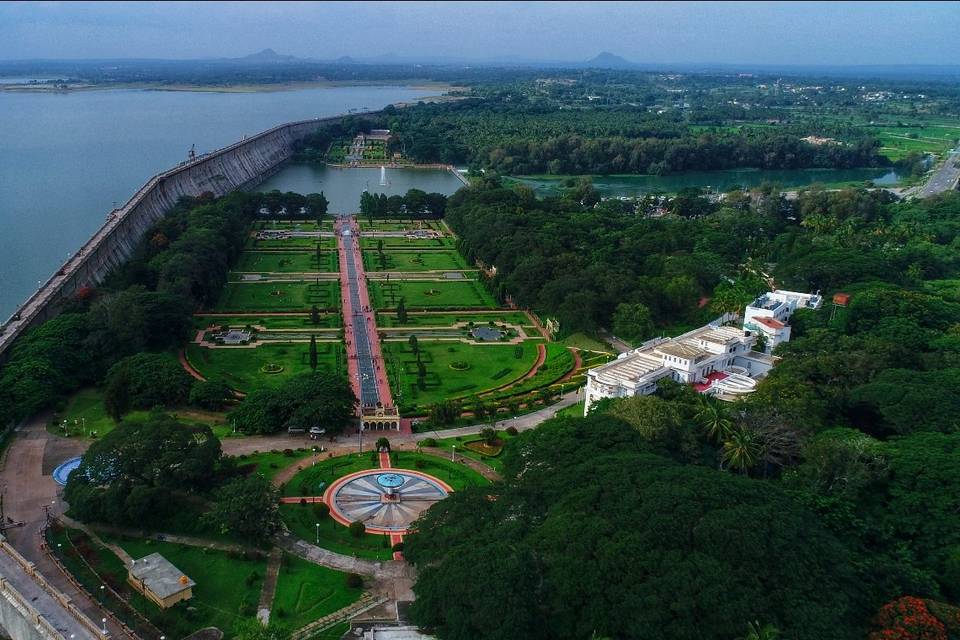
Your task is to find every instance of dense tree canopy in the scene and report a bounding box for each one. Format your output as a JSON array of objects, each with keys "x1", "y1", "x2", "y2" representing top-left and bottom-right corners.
[
  {"x1": 405, "y1": 416, "x2": 872, "y2": 640},
  {"x1": 229, "y1": 373, "x2": 357, "y2": 435}
]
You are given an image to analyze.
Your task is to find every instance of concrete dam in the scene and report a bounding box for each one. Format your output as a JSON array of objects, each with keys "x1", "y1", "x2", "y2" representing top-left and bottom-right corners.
[{"x1": 0, "y1": 111, "x2": 377, "y2": 357}]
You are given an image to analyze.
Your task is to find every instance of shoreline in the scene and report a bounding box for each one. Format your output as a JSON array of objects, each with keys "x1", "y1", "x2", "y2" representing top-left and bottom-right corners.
[{"x1": 0, "y1": 79, "x2": 465, "y2": 95}]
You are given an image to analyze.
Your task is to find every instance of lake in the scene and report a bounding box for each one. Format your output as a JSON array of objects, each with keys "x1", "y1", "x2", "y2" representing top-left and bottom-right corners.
[
  {"x1": 508, "y1": 167, "x2": 903, "y2": 198},
  {"x1": 0, "y1": 84, "x2": 438, "y2": 319},
  {"x1": 257, "y1": 163, "x2": 467, "y2": 213}
]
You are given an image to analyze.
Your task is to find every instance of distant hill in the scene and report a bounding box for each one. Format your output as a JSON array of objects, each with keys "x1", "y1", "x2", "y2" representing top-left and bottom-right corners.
[
  {"x1": 584, "y1": 52, "x2": 637, "y2": 69},
  {"x1": 240, "y1": 48, "x2": 297, "y2": 63}
]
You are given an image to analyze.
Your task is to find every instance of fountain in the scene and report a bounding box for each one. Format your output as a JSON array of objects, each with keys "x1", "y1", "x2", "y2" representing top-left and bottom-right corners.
[{"x1": 379, "y1": 165, "x2": 387, "y2": 187}]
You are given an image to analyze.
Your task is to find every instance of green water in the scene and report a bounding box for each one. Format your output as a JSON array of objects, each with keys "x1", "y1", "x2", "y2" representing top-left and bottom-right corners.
[
  {"x1": 258, "y1": 163, "x2": 467, "y2": 214},
  {"x1": 508, "y1": 167, "x2": 902, "y2": 197},
  {"x1": 0, "y1": 85, "x2": 437, "y2": 319}
]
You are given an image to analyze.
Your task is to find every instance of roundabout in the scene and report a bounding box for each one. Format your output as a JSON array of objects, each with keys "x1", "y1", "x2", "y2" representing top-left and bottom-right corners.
[{"x1": 322, "y1": 468, "x2": 452, "y2": 534}]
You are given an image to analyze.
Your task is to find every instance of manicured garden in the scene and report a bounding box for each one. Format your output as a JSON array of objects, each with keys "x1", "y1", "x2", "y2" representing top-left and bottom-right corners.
[
  {"x1": 359, "y1": 236, "x2": 454, "y2": 250},
  {"x1": 376, "y1": 311, "x2": 531, "y2": 328},
  {"x1": 384, "y1": 340, "x2": 540, "y2": 412},
  {"x1": 195, "y1": 313, "x2": 341, "y2": 330},
  {"x1": 235, "y1": 251, "x2": 337, "y2": 273},
  {"x1": 185, "y1": 341, "x2": 344, "y2": 393},
  {"x1": 368, "y1": 279, "x2": 497, "y2": 310},
  {"x1": 214, "y1": 281, "x2": 340, "y2": 312},
  {"x1": 362, "y1": 249, "x2": 469, "y2": 272},
  {"x1": 420, "y1": 429, "x2": 518, "y2": 473}
]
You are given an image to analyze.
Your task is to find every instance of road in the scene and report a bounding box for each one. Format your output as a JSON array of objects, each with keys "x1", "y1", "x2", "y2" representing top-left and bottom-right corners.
[{"x1": 918, "y1": 149, "x2": 960, "y2": 198}]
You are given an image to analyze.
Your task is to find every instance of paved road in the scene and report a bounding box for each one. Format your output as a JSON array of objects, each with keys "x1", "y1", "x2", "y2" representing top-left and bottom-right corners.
[{"x1": 919, "y1": 149, "x2": 960, "y2": 198}]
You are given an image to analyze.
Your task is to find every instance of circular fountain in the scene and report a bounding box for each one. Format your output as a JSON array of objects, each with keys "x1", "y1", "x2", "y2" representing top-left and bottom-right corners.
[{"x1": 322, "y1": 469, "x2": 452, "y2": 534}]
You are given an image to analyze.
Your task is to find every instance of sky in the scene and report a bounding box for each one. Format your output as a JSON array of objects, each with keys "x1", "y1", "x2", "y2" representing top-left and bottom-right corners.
[{"x1": 0, "y1": 1, "x2": 957, "y2": 66}]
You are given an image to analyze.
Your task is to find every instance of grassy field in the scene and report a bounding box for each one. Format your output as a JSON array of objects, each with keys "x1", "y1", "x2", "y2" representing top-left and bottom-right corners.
[
  {"x1": 247, "y1": 236, "x2": 335, "y2": 250},
  {"x1": 377, "y1": 311, "x2": 531, "y2": 328},
  {"x1": 273, "y1": 554, "x2": 363, "y2": 630},
  {"x1": 357, "y1": 220, "x2": 442, "y2": 232},
  {"x1": 555, "y1": 400, "x2": 586, "y2": 418},
  {"x1": 868, "y1": 119, "x2": 960, "y2": 161},
  {"x1": 561, "y1": 332, "x2": 614, "y2": 353},
  {"x1": 362, "y1": 249, "x2": 469, "y2": 272},
  {"x1": 359, "y1": 236, "x2": 454, "y2": 250},
  {"x1": 235, "y1": 251, "x2": 337, "y2": 273},
  {"x1": 281, "y1": 504, "x2": 394, "y2": 561},
  {"x1": 230, "y1": 450, "x2": 312, "y2": 481},
  {"x1": 257, "y1": 220, "x2": 334, "y2": 232},
  {"x1": 419, "y1": 431, "x2": 516, "y2": 473},
  {"x1": 390, "y1": 450, "x2": 489, "y2": 490},
  {"x1": 186, "y1": 342, "x2": 343, "y2": 393},
  {"x1": 482, "y1": 344, "x2": 575, "y2": 402},
  {"x1": 196, "y1": 313, "x2": 341, "y2": 330},
  {"x1": 214, "y1": 281, "x2": 339, "y2": 312},
  {"x1": 368, "y1": 279, "x2": 497, "y2": 310},
  {"x1": 107, "y1": 536, "x2": 266, "y2": 636},
  {"x1": 385, "y1": 340, "x2": 540, "y2": 412}
]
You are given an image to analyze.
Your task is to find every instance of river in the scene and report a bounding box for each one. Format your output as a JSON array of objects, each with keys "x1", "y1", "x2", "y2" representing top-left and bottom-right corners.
[
  {"x1": 507, "y1": 167, "x2": 903, "y2": 198},
  {"x1": 258, "y1": 163, "x2": 466, "y2": 214},
  {"x1": 0, "y1": 84, "x2": 438, "y2": 319}
]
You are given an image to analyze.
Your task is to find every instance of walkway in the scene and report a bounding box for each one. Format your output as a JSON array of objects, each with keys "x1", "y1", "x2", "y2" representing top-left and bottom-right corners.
[{"x1": 335, "y1": 217, "x2": 393, "y2": 410}]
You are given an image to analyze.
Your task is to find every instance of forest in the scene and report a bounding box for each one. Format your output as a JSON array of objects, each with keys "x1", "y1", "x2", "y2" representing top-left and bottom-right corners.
[{"x1": 406, "y1": 185, "x2": 960, "y2": 639}]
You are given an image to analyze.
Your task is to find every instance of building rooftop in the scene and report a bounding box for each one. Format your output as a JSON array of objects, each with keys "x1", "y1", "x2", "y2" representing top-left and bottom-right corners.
[
  {"x1": 697, "y1": 326, "x2": 746, "y2": 344},
  {"x1": 130, "y1": 553, "x2": 195, "y2": 600},
  {"x1": 657, "y1": 341, "x2": 708, "y2": 360},
  {"x1": 753, "y1": 317, "x2": 786, "y2": 330},
  {"x1": 593, "y1": 352, "x2": 667, "y2": 385}
]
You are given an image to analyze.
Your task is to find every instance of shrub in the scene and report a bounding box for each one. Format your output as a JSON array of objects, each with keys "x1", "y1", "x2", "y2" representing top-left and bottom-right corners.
[
  {"x1": 283, "y1": 448, "x2": 295, "y2": 457},
  {"x1": 313, "y1": 502, "x2": 330, "y2": 520},
  {"x1": 415, "y1": 459, "x2": 426, "y2": 470},
  {"x1": 346, "y1": 573, "x2": 363, "y2": 589},
  {"x1": 349, "y1": 521, "x2": 366, "y2": 538},
  {"x1": 392, "y1": 541, "x2": 405, "y2": 552},
  {"x1": 505, "y1": 426, "x2": 518, "y2": 436},
  {"x1": 418, "y1": 437, "x2": 437, "y2": 447},
  {"x1": 244, "y1": 570, "x2": 259, "y2": 587}
]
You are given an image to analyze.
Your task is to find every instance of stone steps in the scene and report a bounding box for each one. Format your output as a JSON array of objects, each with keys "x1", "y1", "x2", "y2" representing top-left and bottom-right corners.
[{"x1": 290, "y1": 593, "x2": 390, "y2": 640}]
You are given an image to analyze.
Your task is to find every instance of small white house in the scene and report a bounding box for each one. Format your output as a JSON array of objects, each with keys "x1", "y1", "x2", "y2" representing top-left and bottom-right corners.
[{"x1": 743, "y1": 290, "x2": 821, "y2": 353}]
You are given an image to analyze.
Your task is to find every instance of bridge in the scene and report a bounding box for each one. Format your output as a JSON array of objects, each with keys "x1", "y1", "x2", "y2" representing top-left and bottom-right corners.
[{"x1": 0, "y1": 535, "x2": 104, "y2": 640}]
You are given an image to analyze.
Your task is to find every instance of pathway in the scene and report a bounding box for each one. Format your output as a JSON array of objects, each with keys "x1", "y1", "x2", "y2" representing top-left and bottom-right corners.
[
  {"x1": 256, "y1": 548, "x2": 283, "y2": 625},
  {"x1": 335, "y1": 216, "x2": 394, "y2": 410}
]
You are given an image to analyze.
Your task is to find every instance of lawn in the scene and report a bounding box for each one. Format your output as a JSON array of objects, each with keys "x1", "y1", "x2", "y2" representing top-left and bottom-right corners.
[
  {"x1": 280, "y1": 453, "x2": 379, "y2": 498},
  {"x1": 358, "y1": 219, "x2": 442, "y2": 232},
  {"x1": 555, "y1": 400, "x2": 586, "y2": 419},
  {"x1": 561, "y1": 332, "x2": 614, "y2": 353},
  {"x1": 377, "y1": 311, "x2": 531, "y2": 328},
  {"x1": 257, "y1": 220, "x2": 334, "y2": 232},
  {"x1": 195, "y1": 313, "x2": 341, "y2": 330},
  {"x1": 235, "y1": 251, "x2": 337, "y2": 273},
  {"x1": 186, "y1": 342, "x2": 344, "y2": 393},
  {"x1": 368, "y1": 279, "x2": 497, "y2": 310},
  {"x1": 214, "y1": 281, "x2": 339, "y2": 312},
  {"x1": 362, "y1": 250, "x2": 468, "y2": 272},
  {"x1": 390, "y1": 450, "x2": 489, "y2": 490},
  {"x1": 483, "y1": 344, "x2": 575, "y2": 402},
  {"x1": 230, "y1": 449, "x2": 313, "y2": 482},
  {"x1": 247, "y1": 236, "x2": 333, "y2": 250},
  {"x1": 281, "y1": 504, "x2": 394, "y2": 561},
  {"x1": 359, "y1": 236, "x2": 454, "y2": 250},
  {"x1": 384, "y1": 340, "x2": 540, "y2": 413},
  {"x1": 107, "y1": 536, "x2": 267, "y2": 637},
  {"x1": 272, "y1": 554, "x2": 363, "y2": 630},
  {"x1": 421, "y1": 430, "x2": 518, "y2": 474}
]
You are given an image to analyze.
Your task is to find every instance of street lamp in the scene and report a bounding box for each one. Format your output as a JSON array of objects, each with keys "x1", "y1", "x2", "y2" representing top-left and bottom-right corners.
[
  {"x1": 315, "y1": 523, "x2": 320, "y2": 545},
  {"x1": 451, "y1": 445, "x2": 456, "y2": 462},
  {"x1": 101, "y1": 618, "x2": 107, "y2": 634}
]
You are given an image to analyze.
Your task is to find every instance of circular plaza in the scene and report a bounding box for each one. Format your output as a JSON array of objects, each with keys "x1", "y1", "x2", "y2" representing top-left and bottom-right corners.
[{"x1": 322, "y1": 468, "x2": 452, "y2": 534}]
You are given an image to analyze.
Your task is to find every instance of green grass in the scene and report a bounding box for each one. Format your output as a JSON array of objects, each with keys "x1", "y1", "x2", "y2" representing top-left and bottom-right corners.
[
  {"x1": 272, "y1": 554, "x2": 363, "y2": 630},
  {"x1": 368, "y1": 279, "x2": 497, "y2": 310},
  {"x1": 421, "y1": 430, "x2": 517, "y2": 474},
  {"x1": 106, "y1": 536, "x2": 266, "y2": 636},
  {"x1": 359, "y1": 236, "x2": 454, "y2": 250},
  {"x1": 235, "y1": 251, "x2": 337, "y2": 273},
  {"x1": 390, "y1": 450, "x2": 489, "y2": 490},
  {"x1": 377, "y1": 311, "x2": 531, "y2": 328},
  {"x1": 483, "y1": 344, "x2": 575, "y2": 402},
  {"x1": 281, "y1": 504, "x2": 394, "y2": 561},
  {"x1": 186, "y1": 342, "x2": 344, "y2": 393},
  {"x1": 561, "y1": 332, "x2": 614, "y2": 353},
  {"x1": 256, "y1": 220, "x2": 334, "y2": 232},
  {"x1": 357, "y1": 219, "x2": 442, "y2": 232},
  {"x1": 247, "y1": 236, "x2": 333, "y2": 250},
  {"x1": 384, "y1": 341, "x2": 540, "y2": 413},
  {"x1": 555, "y1": 400, "x2": 586, "y2": 419},
  {"x1": 362, "y1": 250, "x2": 468, "y2": 272},
  {"x1": 195, "y1": 313, "x2": 341, "y2": 330},
  {"x1": 280, "y1": 454, "x2": 378, "y2": 498},
  {"x1": 214, "y1": 281, "x2": 339, "y2": 312},
  {"x1": 231, "y1": 450, "x2": 312, "y2": 482}
]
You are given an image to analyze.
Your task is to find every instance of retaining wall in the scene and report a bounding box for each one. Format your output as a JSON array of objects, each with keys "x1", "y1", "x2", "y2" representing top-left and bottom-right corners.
[{"x1": 0, "y1": 111, "x2": 379, "y2": 356}]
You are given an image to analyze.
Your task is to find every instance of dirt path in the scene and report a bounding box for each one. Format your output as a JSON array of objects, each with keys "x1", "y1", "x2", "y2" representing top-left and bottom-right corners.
[{"x1": 257, "y1": 548, "x2": 283, "y2": 624}]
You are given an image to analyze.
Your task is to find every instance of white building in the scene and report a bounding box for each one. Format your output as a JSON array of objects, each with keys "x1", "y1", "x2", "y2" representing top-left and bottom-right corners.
[
  {"x1": 743, "y1": 290, "x2": 822, "y2": 353},
  {"x1": 584, "y1": 323, "x2": 776, "y2": 414}
]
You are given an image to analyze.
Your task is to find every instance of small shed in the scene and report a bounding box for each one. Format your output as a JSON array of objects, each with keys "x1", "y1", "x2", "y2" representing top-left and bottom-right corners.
[{"x1": 128, "y1": 553, "x2": 195, "y2": 609}]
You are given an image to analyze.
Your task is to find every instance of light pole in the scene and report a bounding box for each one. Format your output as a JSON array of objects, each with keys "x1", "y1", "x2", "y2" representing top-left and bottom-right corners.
[
  {"x1": 101, "y1": 618, "x2": 107, "y2": 634},
  {"x1": 315, "y1": 523, "x2": 320, "y2": 545},
  {"x1": 451, "y1": 445, "x2": 456, "y2": 462}
]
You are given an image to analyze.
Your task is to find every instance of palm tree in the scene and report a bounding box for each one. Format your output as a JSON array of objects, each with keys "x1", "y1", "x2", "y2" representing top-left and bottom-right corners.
[
  {"x1": 721, "y1": 427, "x2": 761, "y2": 475},
  {"x1": 738, "y1": 620, "x2": 780, "y2": 640},
  {"x1": 694, "y1": 397, "x2": 732, "y2": 444}
]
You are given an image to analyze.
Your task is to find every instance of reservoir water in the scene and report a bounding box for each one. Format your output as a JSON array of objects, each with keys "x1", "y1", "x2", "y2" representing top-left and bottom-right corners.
[
  {"x1": 508, "y1": 167, "x2": 902, "y2": 198},
  {"x1": 258, "y1": 163, "x2": 467, "y2": 214},
  {"x1": 0, "y1": 84, "x2": 437, "y2": 319}
]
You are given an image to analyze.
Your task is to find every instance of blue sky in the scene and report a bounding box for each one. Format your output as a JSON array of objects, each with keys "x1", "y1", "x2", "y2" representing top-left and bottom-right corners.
[{"x1": 0, "y1": 1, "x2": 956, "y2": 65}]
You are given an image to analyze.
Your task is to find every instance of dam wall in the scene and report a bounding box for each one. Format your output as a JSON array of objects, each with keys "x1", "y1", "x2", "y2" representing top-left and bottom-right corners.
[{"x1": 0, "y1": 111, "x2": 379, "y2": 356}]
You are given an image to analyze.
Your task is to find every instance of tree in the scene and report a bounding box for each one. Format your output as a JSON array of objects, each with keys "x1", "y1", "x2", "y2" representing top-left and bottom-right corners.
[
  {"x1": 189, "y1": 380, "x2": 233, "y2": 411},
  {"x1": 738, "y1": 622, "x2": 780, "y2": 640},
  {"x1": 397, "y1": 298, "x2": 408, "y2": 324},
  {"x1": 103, "y1": 353, "x2": 193, "y2": 421},
  {"x1": 406, "y1": 415, "x2": 871, "y2": 640},
  {"x1": 480, "y1": 427, "x2": 497, "y2": 445},
  {"x1": 868, "y1": 597, "x2": 947, "y2": 640},
  {"x1": 694, "y1": 396, "x2": 732, "y2": 444},
  {"x1": 721, "y1": 426, "x2": 761, "y2": 474},
  {"x1": 64, "y1": 417, "x2": 221, "y2": 525},
  {"x1": 231, "y1": 374, "x2": 357, "y2": 435},
  {"x1": 376, "y1": 437, "x2": 391, "y2": 452},
  {"x1": 612, "y1": 302, "x2": 654, "y2": 344},
  {"x1": 309, "y1": 335, "x2": 318, "y2": 371},
  {"x1": 311, "y1": 304, "x2": 320, "y2": 325},
  {"x1": 234, "y1": 617, "x2": 291, "y2": 640},
  {"x1": 206, "y1": 474, "x2": 281, "y2": 544},
  {"x1": 349, "y1": 521, "x2": 366, "y2": 538},
  {"x1": 313, "y1": 502, "x2": 330, "y2": 521},
  {"x1": 408, "y1": 335, "x2": 419, "y2": 356}
]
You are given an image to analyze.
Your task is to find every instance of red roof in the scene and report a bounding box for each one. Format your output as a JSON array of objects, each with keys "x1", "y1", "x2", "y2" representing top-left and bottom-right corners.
[
  {"x1": 754, "y1": 316, "x2": 786, "y2": 330},
  {"x1": 693, "y1": 371, "x2": 728, "y2": 392}
]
